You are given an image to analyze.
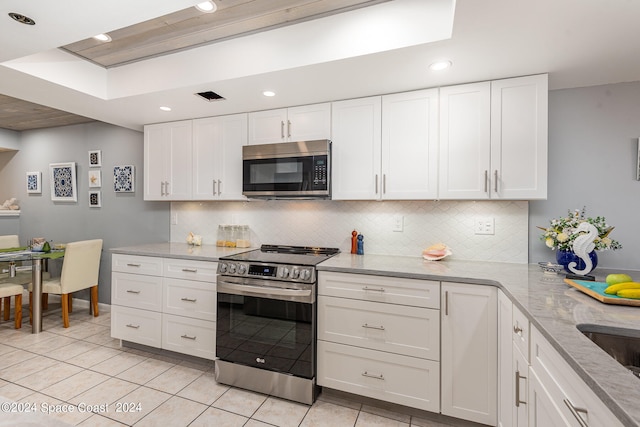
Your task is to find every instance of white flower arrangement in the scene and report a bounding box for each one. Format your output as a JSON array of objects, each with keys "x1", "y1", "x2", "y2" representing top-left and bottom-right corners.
[{"x1": 539, "y1": 207, "x2": 621, "y2": 252}]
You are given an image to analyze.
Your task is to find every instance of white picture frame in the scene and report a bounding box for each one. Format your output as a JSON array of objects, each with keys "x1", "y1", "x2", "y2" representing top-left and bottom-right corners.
[
  {"x1": 88, "y1": 170, "x2": 102, "y2": 188},
  {"x1": 88, "y1": 150, "x2": 102, "y2": 167},
  {"x1": 114, "y1": 165, "x2": 135, "y2": 192},
  {"x1": 88, "y1": 191, "x2": 101, "y2": 208},
  {"x1": 26, "y1": 171, "x2": 42, "y2": 194},
  {"x1": 49, "y1": 162, "x2": 77, "y2": 202}
]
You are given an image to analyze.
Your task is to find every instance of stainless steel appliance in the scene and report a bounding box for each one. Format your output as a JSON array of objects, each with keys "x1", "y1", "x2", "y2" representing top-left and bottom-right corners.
[
  {"x1": 215, "y1": 244, "x2": 339, "y2": 404},
  {"x1": 242, "y1": 140, "x2": 331, "y2": 199}
]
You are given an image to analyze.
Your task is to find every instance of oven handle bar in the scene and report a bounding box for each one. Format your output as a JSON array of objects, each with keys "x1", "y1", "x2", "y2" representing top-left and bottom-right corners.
[{"x1": 217, "y1": 280, "x2": 314, "y2": 303}]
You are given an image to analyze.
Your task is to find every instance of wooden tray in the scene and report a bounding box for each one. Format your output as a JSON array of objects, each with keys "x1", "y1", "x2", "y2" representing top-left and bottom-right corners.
[{"x1": 564, "y1": 279, "x2": 640, "y2": 307}]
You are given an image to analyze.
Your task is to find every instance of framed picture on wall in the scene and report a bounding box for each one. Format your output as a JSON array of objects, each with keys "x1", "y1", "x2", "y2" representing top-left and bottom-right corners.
[
  {"x1": 88, "y1": 150, "x2": 102, "y2": 167},
  {"x1": 88, "y1": 170, "x2": 101, "y2": 188},
  {"x1": 49, "y1": 162, "x2": 77, "y2": 202},
  {"x1": 113, "y1": 165, "x2": 135, "y2": 192},
  {"x1": 26, "y1": 171, "x2": 42, "y2": 194},
  {"x1": 89, "y1": 191, "x2": 101, "y2": 208}
]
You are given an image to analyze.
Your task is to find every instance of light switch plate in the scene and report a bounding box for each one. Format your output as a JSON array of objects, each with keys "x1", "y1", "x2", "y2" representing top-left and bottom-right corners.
[
  {"x1": 393, "y1": 215, "x2": 404, "y2": 232},
  {"x1": 475, "y1": 217, "x2": 495, "y2": 235},
  {"x1": 171, "y1": 213, "x2": 178, "y2": 225}
]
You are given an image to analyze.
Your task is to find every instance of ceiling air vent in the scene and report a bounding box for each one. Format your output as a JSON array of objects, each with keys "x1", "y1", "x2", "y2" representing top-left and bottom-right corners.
[{"x1": 196, "y1": 91, "x2": 225, "y2": 102}]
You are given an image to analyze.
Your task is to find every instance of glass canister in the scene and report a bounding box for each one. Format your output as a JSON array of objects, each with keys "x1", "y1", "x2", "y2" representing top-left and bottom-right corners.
[
  {"x1": 216, "y1": 225, "x2": 226, "y2": 247},
  {"x1": 225, "y1": 225, "x2": 237, "y2": 247},
  {"x1": 236, "y1": 225, "x2": 251, "y2": 248}
]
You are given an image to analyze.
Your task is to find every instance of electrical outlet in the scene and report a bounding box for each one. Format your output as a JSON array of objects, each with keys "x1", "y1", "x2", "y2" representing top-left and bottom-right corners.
[
  {"x1": 393, "y1": 215, "x2": 404, "y2": 232},
  {"x1": 475, "y1": 217, "x2": 495, "y2": 235},
  {"x1": 171, "y1": 213, "x2": 178, "y2": 225}
]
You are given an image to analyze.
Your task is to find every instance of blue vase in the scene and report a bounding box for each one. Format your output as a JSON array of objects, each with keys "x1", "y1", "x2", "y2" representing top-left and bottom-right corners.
[{"x1": 556, "y1": 250, "x2": 598, "y2": 275}]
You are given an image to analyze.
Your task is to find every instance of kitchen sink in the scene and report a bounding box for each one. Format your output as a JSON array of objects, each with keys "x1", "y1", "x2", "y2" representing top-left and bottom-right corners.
[{"x1": 577, "y1": 324, "x2": 640, "y2": 379}]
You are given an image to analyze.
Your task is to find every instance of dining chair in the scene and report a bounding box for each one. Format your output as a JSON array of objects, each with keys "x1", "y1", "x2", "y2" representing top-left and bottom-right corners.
[
  {"x1": 29, "y1": 239, "x2": 103, "y2": 328},
  {"x1": 0, "y1": 283, "x2": 23, "y2": 329}
]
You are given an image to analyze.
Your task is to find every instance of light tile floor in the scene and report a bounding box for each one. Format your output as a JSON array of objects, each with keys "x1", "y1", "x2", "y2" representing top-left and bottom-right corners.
[{"x1": 0, "y1": 297, "x2": 471, "y2": 427}]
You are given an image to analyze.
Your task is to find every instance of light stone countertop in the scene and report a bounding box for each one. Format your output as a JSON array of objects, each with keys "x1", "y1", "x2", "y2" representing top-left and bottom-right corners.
[{"x1": 109, "y1": 244, "x2": 640, "y2": 426}]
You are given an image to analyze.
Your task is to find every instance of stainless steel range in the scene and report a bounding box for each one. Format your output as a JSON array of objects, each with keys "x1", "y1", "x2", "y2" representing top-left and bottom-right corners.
[{"x1": 215, "y1": 244, "x2": 339, "y2": 405}]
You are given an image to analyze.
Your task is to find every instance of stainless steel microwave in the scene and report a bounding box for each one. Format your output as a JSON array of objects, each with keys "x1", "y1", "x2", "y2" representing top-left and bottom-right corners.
[{"x1": 242, "y1": 140, "x2": 331, "y2": 199}]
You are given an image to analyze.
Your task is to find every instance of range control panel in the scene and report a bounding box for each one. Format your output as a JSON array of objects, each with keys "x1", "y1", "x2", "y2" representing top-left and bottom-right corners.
[{"x1": 217, "y1": 262, "x2": 315, "y2": 283}]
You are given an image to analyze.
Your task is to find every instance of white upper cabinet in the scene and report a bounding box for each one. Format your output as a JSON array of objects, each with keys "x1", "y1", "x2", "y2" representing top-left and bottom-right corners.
[
  {"x1": 331, "y1": 96, "x2": 382, "y2": 200},
  {"x1": 144, "y1": 120, "x2": 193, "y2": 201},
  {"x1": 438, "y1": 82, "x2": 492, "y2": 199},
  {"x1": 382, "y1": 89, "x2": 439, "y2": 200},
  {"x1": 248, "y1": 103, "x2": 331, "y2": 145},
  {"x1": 491, "y1": 74, "x2": 548, "y2": 199},
  {"x1": 439, "y1": 74, "x2": 548, "y2": 199},
  {"x1": 192, "y1": 114, "x2": 247, "y2": 200}
]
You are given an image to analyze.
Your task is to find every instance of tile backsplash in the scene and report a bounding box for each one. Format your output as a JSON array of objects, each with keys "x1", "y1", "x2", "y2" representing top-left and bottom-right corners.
[{"x1": 171, "y1": 200, "x2": 529, "y2": 263}]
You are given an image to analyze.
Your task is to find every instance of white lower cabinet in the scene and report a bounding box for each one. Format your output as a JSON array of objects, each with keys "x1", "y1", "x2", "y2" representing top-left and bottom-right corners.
[
  {"x1": 441, "y1": 282, "x2": 498, "y2": 425},
  {"x1": 111, "y1": 254, "x2": 217, "y2": 360},
  {"x1": 529, "y1": 328, "x2": 622, "y2": 427},
  {"x1": 317, "y1": 340, "x2": 440, "y2": 412},
  {"x1": 317, "y1": 272, "x2": 440, "y2": 412}
]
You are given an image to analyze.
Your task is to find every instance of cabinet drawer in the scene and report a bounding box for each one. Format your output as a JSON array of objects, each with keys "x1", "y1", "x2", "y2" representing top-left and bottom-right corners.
[
  {"x1": 112, "y1": 254, "x2": 163, "y2": 276},
  {"x1": 112, "y1": 272, "x2": 162, "y2": 311},
  {"x1": 317, "y1": 340, "x2": 440, "y2": 412},
  {"x1": 162, "y1": 314, "x2": 216, "y2": 360},
  {"x1": 111, "y1": 306, "x2": 162, "y2": 347},
  {"x1": 512, "y1": 303, "x2": 529, "y2": 361},
  {"x1": 531, "y1": 328, "x2": 623, "y2": 427},
  {"x1": 163, "y1": 258, "x2": 217, "y2": 283},
  {"x1": 318, "y1": 272, "x2": 440, "y2": 309},
  {"x1": 163, "y1": 278, "x2": 216, "y2": 321},
  {"x1": 318, "y1": 295, "x2": 439, "y2": 360}
]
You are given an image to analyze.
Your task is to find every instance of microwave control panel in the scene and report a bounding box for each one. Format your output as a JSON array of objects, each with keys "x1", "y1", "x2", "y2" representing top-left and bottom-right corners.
[{"x1": 313, "y1": 158, "x2": 328, "y2": 187}]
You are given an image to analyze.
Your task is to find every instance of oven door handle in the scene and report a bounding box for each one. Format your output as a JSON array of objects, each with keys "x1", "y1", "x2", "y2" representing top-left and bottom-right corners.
[{"x1": 217, "y1": 281, "x2": 312, "y2": 301}]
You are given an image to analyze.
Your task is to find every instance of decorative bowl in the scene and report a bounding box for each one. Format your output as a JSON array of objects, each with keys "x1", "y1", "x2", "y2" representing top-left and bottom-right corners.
[{"x1": 538, "y1": 262, "x2": 564, "y2": 275}]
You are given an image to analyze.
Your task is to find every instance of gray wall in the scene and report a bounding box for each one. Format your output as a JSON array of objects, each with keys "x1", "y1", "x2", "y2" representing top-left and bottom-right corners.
[
  {"x1": 529, "y1": 82, "x2": 640, "y2": 271},
  {"x1": 0, "y1": 122, "x2": 170, "y2": 303}
]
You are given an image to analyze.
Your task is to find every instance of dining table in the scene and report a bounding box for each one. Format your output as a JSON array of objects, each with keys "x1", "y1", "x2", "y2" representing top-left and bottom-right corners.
[{"x1": 0, "y1": 247, "x2": 64, "y2": 333}]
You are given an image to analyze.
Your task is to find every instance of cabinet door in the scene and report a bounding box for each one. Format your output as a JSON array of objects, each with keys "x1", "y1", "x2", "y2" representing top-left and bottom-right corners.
[
  {"x1": 143, "y1": 123, "x2": 169, "y2": 200},
  {"x1": 382, "y1": 89, "x2": 439, "y2": 200},
  {"x1": 528, "y1": 368, "x2": 572, "y2": 427},
  {"x1": 441, "y1": 282, "x2": 497, "y2": 425},
  {"x1": 331, "y1": 96, "x2": 382, "y2": 200},
  {"x1": 248, "y1": 108, "x2": 287, "y2": 144},
  {"x1": 498, "y1": 291, "x2": 514, "y2": 427},
  {"x1": 193, "y1": 114, "x2": 247, "y2": 200},
  {"x1": 490, "y1": 74, "x2": 548, "y2": 199},
  {"x1": 439, "y1": 82, "x2": 491, "y2": 199},
  {"x1": 286, "y1": 103, "x2": 331, "y2": 141},
  {"x1": 165, "y1": 121, "x2": 193, "y2": 200}
]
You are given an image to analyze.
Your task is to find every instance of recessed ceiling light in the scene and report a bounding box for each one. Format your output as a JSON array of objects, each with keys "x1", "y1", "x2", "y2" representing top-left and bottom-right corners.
[
  {"x1": 429, "y1": 60, "x2": 452, "y2": 71},
  {"x1": 195, "y1": 1, "x2": 217, "y2": 13},
  {"x1": 8, "y1": 12, "x2": 35, "y2": 25},
  {"x1": 263, "y1": 91, "x2": 276, "y2": 97},
  {"x1": 93, "y1": 33, "x2": 112, "y2": 42},
  {"x1": 160, "y1": 106, "x2": 172, "y2": 112}
]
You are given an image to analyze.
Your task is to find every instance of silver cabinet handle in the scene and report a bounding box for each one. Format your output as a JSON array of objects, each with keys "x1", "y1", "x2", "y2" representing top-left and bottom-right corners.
[
  {"x1": 383, "y1": 174, "x2": 386, "y2": 194},
  {"x1": 182, "y1": 268, "x2": 198, "y2": 273},
  {"x1": 213, "y1": 180, "x2": 217, "y2": 196},
  {"x1": 362, "y1": 371, "x2": 384, "y2": 380},
  {"x1": 180, "y1": 297, "x2": 197, "y2": 302},
  {"x1": 515, "y1": 370, "x2": 527, "y2": 407},
  {"x1": 362, "y1": 286, "x2": 385, "y2": 292},
  {"x1": 126, "y1": 290, "x2": 141, "y2": 294},
  {"x1": 563, "y1": 399, "x2": 589, "y2": 427},
  {"x1": 445, "y1": 290, "x2": 449, "y2": 316},
  {"x1": 126, "y1": 263, "x2": 141, "y2": 267},
  {"x1": 218, "y1": 179, "x2": 222, "y2": 195},
  {"x1": 375, "y1": 174, "x2": 379, "y2": 194},
  {"x1": 126, "y1": 324, "x2": 140, "y2": 329},
  {"x1": 494, "y1": 170, "x2": 498, "y2": 193},
  {"x1": 281, "y1": 121, "x2": 285, "y2": 139},
  {"x1": 287, "y1": 120, "x2": 291, "y2": 138},
  {"x1": 484, "y1": 170, "x2": 489, "y2": 193},
  {"x1": 513, "y1": 325, "x2": 523, "y2": 334},
  {"x1": 160, "y1": 182, "x2": 165, "y2": 196},
  {"x1": 181, "y1": 334, "x2": 197, "y2": 340},
  {"x1": 362, "y1": 323, "x2": 385, "y2": 331}
]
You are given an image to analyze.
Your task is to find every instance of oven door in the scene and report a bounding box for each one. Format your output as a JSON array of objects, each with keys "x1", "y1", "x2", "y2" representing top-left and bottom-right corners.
[
  {"x1": 216, "y1": 276, "x2": 316, "y2": 379},
  {"x1": 242, "y1": 154, "x2": 329, "y2": 198}
]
